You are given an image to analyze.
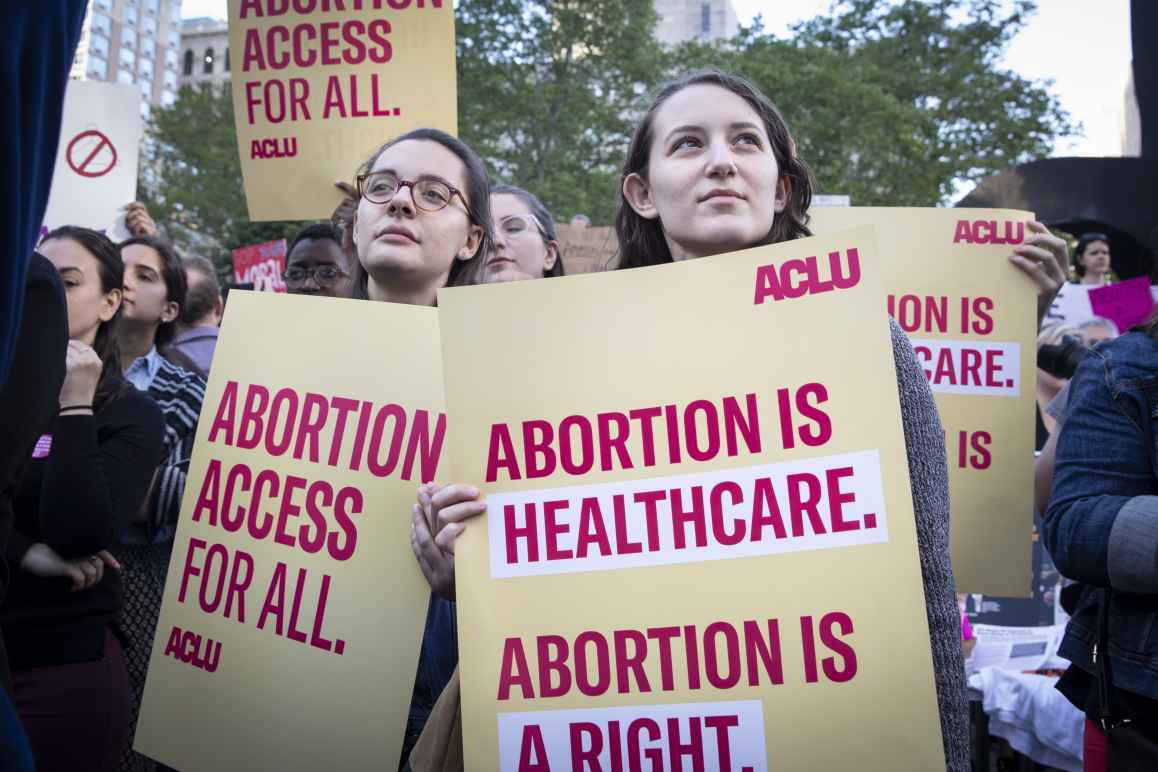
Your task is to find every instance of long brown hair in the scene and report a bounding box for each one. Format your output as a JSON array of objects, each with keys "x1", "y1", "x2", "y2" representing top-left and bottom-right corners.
[
  {"x1": 119, "y1": 234, "x2": 187, "y2": 346},
  {"x1": 41, "y1": 226, "x2": 128, "y2": 411},
  {"x1": 615, "y1": 69, "x2": 814, "y2": 269},
  {"x1": 349, "y1": 128, "x2": 494, "y2": 299}
]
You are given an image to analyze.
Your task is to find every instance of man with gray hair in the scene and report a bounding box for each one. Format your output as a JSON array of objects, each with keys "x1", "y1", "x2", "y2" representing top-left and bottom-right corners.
[{"x1": 164, "y1": 255, "x2": 222, "y2": 379}]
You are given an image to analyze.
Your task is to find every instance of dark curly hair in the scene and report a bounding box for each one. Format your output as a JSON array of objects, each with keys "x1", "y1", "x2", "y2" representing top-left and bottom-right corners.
[{"x1": 615, "y1": 68, "x2": 814, "y2": 269}]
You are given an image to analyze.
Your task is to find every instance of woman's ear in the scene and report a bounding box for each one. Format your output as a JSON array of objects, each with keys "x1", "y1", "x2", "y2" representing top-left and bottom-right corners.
[
  {"x1": 160, "y1": 299, "x2": 179, "y2": 324},
  {"x1": 457, "y1": 224, "x2": 484, "y2": 261},
  {"x1": 774, "y1": 176, "x2": 790, "y2": 214},
  {"x1": 623, "y1": 173, "x2": 660, "y2": 220},
  {"x1": 543, "y1": 241, "x2": 559, "y2": 272},
  {"x1": 350, "y1": 211, "x2": 359, "y2": 247},
  {"x1": 99, "y1": 288, "x2": 123, "y2": 323}
]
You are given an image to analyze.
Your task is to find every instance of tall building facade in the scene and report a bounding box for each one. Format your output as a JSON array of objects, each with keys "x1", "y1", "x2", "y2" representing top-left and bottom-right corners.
[
  {"x1": 70, "y1": 0, "x2": 184, "y2": 118},
  {"x1": 653, "y1": 0, "x2": 739, "y2": 45},
  {"x1": 179, "y1": 17, "x2": 230, "y2": 89}
]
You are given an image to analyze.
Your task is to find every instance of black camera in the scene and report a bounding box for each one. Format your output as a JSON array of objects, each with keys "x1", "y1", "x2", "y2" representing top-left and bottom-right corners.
[{"x1": 1037, "y1": 335, "x2": 1089, "y2": 379}]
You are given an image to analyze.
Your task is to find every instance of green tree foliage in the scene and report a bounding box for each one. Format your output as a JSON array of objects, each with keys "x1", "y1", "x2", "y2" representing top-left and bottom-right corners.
[
  {"x1": 138, "y1": 82, "x2": 304, "y2": 273},
  {"x1": 749, "y1": 0, "x2": 1074, "y2": 204},
  {"x1": 456, "y1": 0, "x2": 666, "y2": 225},
  {"x1": 141, "y1": 1, "x2": 1074, "y2": 238},
  {"x1": 674, "y1": 30, "x2": 936, "y2": 206}
]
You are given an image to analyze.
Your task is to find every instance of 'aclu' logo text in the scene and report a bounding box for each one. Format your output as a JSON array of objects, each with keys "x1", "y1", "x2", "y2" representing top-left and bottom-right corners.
[
  {"x1": 754, "y1": 248, "x2": 861, "y2": 304},
  {"x1": 953, "y1": 220, "x2": 1025, "y2": 245}
]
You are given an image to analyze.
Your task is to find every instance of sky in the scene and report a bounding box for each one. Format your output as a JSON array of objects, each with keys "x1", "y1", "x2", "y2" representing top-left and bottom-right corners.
[{"x1": 182, "y1": 0, "x2": 1134, "y2": 157}]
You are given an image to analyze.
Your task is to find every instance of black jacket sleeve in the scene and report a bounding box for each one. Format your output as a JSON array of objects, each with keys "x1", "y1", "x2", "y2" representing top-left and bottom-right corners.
[
  {"x1": 0, "y1": 254, "x2": 68, "y2": 586},
  {"x1": 38, "y1": 390, "x2": 164, "y2": 558}
]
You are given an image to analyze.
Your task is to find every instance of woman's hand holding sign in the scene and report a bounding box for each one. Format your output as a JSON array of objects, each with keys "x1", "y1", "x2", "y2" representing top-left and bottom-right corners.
[
  {"x1": 410, "y1": 482, "x2": 486, "y2": 600},
  {"x1": 1007, "y1": 220, "x2": 1068, "y2": 328}
]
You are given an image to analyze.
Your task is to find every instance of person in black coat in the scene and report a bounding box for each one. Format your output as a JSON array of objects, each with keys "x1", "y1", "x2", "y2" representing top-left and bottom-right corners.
[
  {"x1": 1, "y1": 228, "x2": 162, "y2": 772},
  {"x1": 0, "y1": 252, "x2": 68, "y2": 772}
]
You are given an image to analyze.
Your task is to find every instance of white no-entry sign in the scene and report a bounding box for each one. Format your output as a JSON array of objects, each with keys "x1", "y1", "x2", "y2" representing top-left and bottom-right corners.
[{"x1": 42, "y1": 81, "x2": 142, "y2": 234}]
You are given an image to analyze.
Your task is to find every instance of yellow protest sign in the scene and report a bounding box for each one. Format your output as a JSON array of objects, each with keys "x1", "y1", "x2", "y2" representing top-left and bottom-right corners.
[
  {"x1": 438, "y1": 227, "x2": 944, "y2": 770},
  {"x1": 809, "y1": 208, "x2": 1036, "y2": 597},
  {"x1": 135, "y1": 292, "x2": 437, "y2": 770},
  {"x1": 228, "y1": 0, "x2": 457, "y2": 221}
]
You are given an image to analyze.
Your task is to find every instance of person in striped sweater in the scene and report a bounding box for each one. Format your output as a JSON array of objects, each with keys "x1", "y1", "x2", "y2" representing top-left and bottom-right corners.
[{"x1": 115, "y1": 233, "x2": 207, "y2": 772}]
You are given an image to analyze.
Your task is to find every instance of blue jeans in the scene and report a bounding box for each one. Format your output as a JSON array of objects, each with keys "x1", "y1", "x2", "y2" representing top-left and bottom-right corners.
[
  {"x1": 400, "y1": 595, "x2": 457, "y2": 766},
  {"x1": 0, "y1": 684, "x2": 34, "y2": 772}
]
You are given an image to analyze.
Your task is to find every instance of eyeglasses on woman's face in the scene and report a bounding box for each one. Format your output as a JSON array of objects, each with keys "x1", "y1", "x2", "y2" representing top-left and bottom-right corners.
[
  {"x1": 497, "y1": 214, "x2": 545, "y2": 240},
  {"x1": 356, "y1": 171, "x2": 468, "y2": 213}
]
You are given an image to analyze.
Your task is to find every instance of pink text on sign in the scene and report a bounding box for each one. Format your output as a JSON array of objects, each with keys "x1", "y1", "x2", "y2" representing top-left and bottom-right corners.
[
  {"x1": 487, "y1": 449, "x2": 888, "y2": 578},
  {"x1": 497, "y1": 699, "x2": 767, "y2": 772},
  {"x1": 910, "y1": 339, "x2": 1020, "y2": 396}
]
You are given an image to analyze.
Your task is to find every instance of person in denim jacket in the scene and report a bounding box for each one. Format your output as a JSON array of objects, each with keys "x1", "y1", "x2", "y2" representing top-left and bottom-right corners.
[{"x1": 1042, "y1": 318, "x2": 1158, "y2": 767}]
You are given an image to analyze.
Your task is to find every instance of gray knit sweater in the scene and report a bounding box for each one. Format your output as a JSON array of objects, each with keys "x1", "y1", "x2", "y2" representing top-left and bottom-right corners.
[{"x1": 889, "y1": 317, "x2": 969, "y2": 770}]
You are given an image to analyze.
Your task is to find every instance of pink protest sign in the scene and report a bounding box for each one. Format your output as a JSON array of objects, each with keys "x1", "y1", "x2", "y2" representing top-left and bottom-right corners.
[
  {"x1": 1089, "y1": 277, "x2": 1155, "y2": 333},
  {"x1": 231, "y1": 239, "x2": 287, "y2": 293}
]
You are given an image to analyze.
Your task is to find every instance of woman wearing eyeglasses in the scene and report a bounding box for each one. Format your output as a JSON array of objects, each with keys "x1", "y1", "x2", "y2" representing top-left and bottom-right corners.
[
  {"x1": 349, "y1": 128, "x2": 492, "y2": 303},
  {"x1": 283, "y1": 222, "x2": 355, "y2": 299},
  {"x1": 343, "y1": 128, "x2": 493, "y2": 764},
  {"x1": 483, "y1": 185, "x2": 566, "y2": 283}
]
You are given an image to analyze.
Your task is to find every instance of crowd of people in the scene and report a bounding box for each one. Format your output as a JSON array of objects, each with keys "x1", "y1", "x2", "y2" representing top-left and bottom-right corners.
[{"x1": 1, "y1": 62, "x2": 1155, "y2": 772}]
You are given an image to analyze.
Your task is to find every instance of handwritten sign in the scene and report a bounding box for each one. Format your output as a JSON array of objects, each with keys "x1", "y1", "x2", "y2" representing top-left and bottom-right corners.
[
  {"x1": 810, "y1": 208, "x2": 1036, "y2": 596},
  {"x1": 228, "y1": 0, "x2": 457, "y2": 220},
  {"x1": 553, "y1": 224, "x2": 617, "y2": 274},
  {"x1": 438, "y1": 227, "x2": 944, "y2": 769},
  {"x1": 232, "y1": 239, "x2": 287, "y2": 292},
  {"x1": 135, "y1": 292, "x2": 438, "y2": 770}
]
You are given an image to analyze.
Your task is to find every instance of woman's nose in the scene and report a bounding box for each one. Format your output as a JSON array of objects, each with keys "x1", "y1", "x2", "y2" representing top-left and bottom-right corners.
[
  {"x1": 705, "y1": 143, "x2": 737, "y2": 177},
  {"x1": 385, "y1": 185, "x2": 415, "y2": 216}
]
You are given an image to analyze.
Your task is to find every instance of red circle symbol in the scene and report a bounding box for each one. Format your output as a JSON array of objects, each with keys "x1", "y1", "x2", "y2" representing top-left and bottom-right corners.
[{"x1": 66, "y1": 129, "x2": 118, "y2": 178}]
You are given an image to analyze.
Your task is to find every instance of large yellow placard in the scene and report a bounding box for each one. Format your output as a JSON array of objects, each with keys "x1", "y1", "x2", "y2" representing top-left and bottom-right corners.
[
  {"x1": 228, "y1": 0, "x2": 457, "y2": 221},
  {"x1": 438, "y1": 227, "x2": 944, "y2": 770},
  {"x1": 135, "y1": 292, "x2": 437, "y2": 770},
  {"x1": 810, "y1": 208, "x2": 1036, "y2": 596}
]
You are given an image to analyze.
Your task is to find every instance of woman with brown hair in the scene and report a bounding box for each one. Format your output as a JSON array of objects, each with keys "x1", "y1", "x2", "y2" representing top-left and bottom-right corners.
[
  {"x1": 413, "y1": 69, "x2": 1071, "y2": 770},
  {"x1": 344, "y1": 127, "x2": 494, "y2": 762}
]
